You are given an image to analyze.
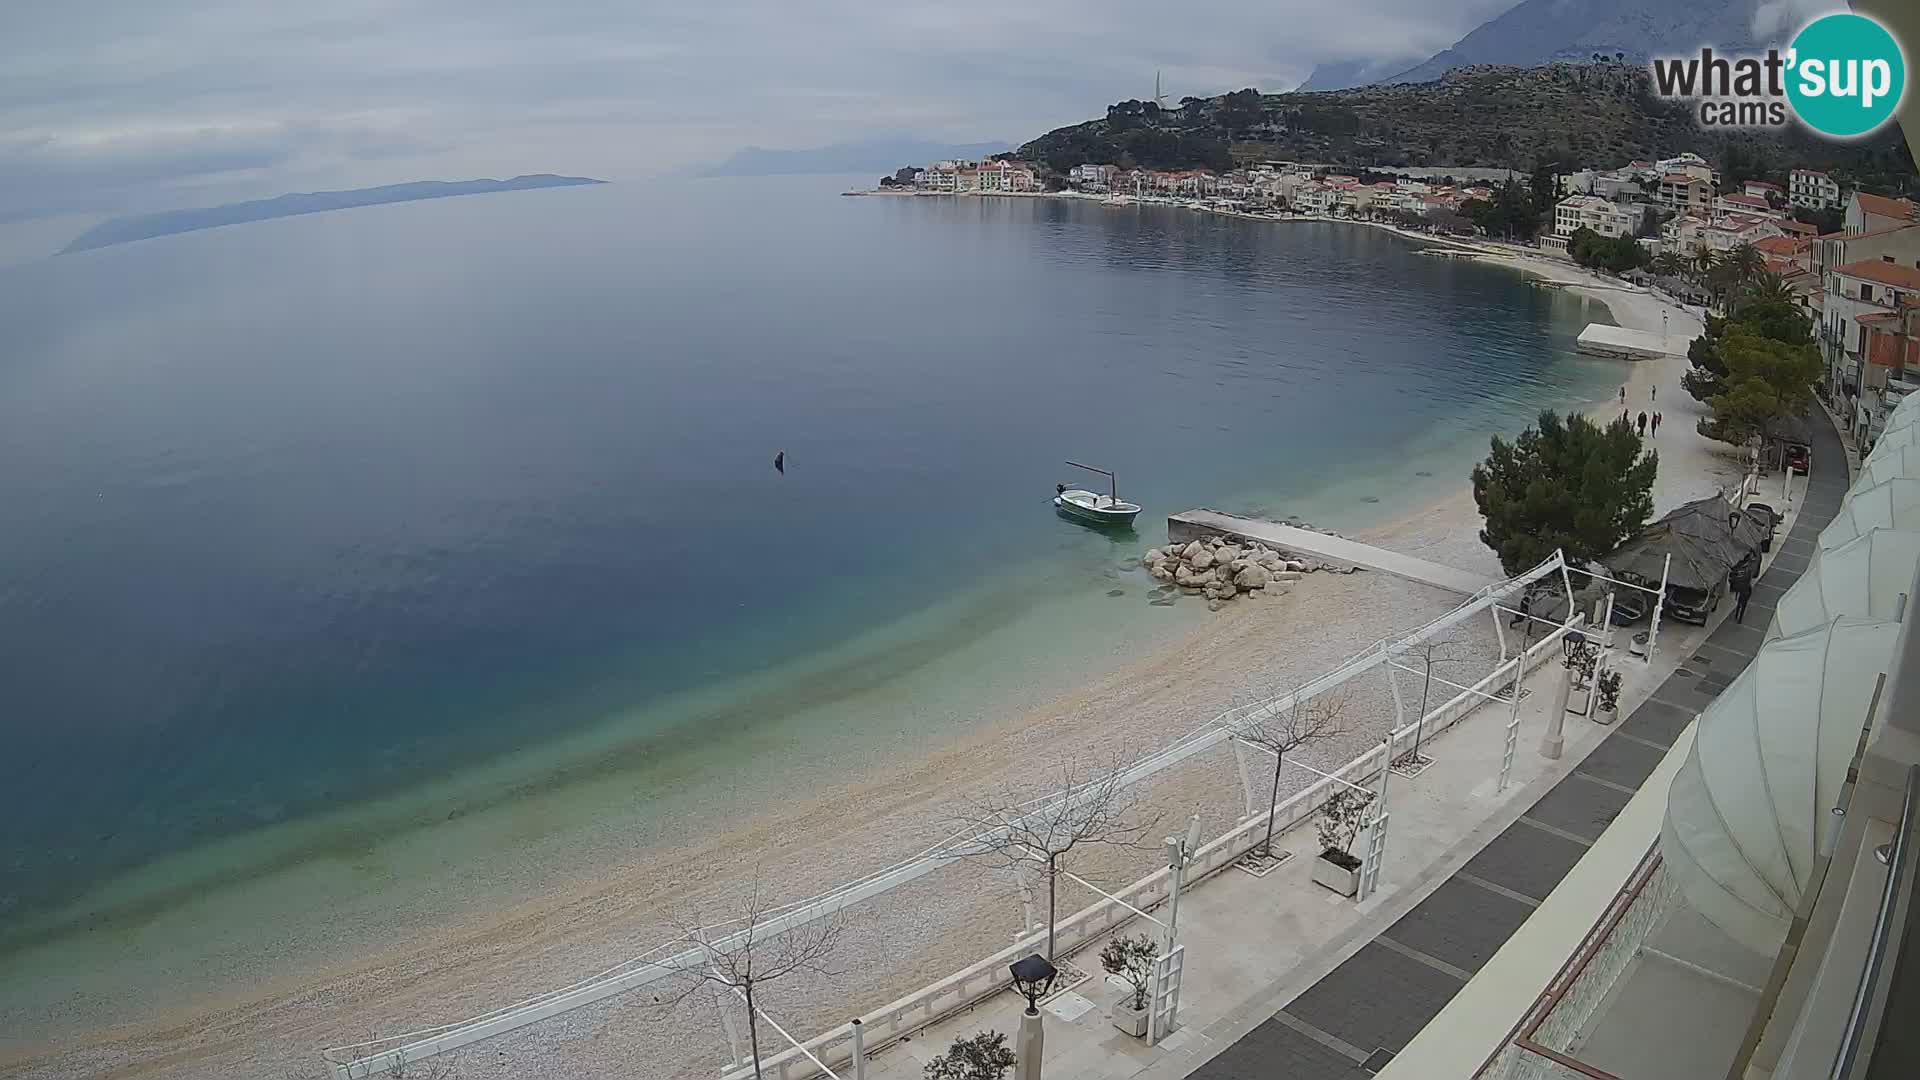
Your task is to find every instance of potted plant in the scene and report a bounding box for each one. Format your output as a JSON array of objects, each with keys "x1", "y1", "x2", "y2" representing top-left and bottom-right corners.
[
  {"x1": 925, "y1": 1030, "x2": 1017, "y2": 1080},
  {"x1": 1594, "y1": 669, "x2": 1623, "y2": 725},
  {"x1": 1099, "y1": 933, "x2": 1159, "y2": 1037},
  {"x1": 1563, "y1": 642, "x2": 1599, "y2": 713},
  {"x1": 1310, "y1": 788, "x2": 1376, "y2": 897}
]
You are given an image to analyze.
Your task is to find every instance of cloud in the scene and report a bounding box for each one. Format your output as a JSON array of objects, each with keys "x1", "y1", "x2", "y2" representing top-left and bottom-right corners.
[
  {"x1": 1752, "y1": 0, "x2": 1830, "y2": 40},
  {"x1": 0, "y1": 0, "x2": 1512, "y2": 220}
]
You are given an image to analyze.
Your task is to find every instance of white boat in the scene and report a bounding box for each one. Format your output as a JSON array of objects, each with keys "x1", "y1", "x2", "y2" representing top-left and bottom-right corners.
[{"x1": 1053, "y1": 462, "x2": 1141, "y2": 529}]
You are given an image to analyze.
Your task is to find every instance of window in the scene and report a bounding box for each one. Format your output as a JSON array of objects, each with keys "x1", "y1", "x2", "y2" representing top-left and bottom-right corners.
[{"x1": 1863, "y1": 284, "x2": 1875, "y2": 302}]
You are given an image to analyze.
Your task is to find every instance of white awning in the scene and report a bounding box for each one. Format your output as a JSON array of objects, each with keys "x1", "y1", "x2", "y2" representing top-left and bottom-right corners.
[
  {"x1": 1856, "y1": 444, "x2": 1920, "y2": 490},
  {"x1": 1661, "y1": 617, "x2": 1900, "y2": 954},
  {"x1": 1821, "y1": 478, "x2": 1920, "y2": 549},
  {"x1": 1768, "y1": 529, "x2": 1920, "y2": 639},
  {"x1": 1871, "y1": 423, "x2": 1920, "y2": 459},
  {"x1": 1887, "y1": 390, "x2": 1920, "y2": 431}
]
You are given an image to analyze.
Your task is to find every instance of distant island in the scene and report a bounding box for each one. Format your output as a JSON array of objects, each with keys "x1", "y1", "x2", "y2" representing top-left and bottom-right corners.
[{"x1": 61, "y1": 174, "x2": 609, "y2": 254}]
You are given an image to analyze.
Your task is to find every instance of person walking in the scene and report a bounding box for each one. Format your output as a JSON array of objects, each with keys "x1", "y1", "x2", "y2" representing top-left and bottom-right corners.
[
  {"x1": 1651, "y1": 384, "x2": 1657, "y2": 403},
  {"x1": 1620, "y1": 385, "x2": 1628, "y2": 404},
  {"x1": 1637, "y1": 411, "x2": 1648, "y2": 436},
  {"x1": 1652, "y1": 411, "x2": 1662, "y2": 434},
  {"x1": 1730, "y1": 559, "x2": 1755, "y2": 624}
]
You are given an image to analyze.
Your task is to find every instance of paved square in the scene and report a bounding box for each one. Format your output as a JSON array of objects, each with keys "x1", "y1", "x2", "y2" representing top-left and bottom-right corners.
[
  {"x1": 1464, "y1": 821, "x2": 1590, "y2": 901},
  {"x1": 1188, "y1": 1016, "x2": 1368, "y2": 1080},
  {"x1": 1384, "y1": 878, "x2": 1535, "y2": 974},
  {"x1": 1286, "y1": 942, "x2": 1464, "y2": 1056},
  {"x1": 1577, "y1": 736, "x2": 1669, "y2": 791},
  {"x1": 1525, "y1": 775, "x2": 1633, "y2": 842}
]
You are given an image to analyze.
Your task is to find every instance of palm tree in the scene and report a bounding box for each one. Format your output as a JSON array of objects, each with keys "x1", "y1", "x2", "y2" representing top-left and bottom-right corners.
[
  {"x1": 1652, "y1": 251, "x2": 1684, "y2": 277},
  {"x1": 1726, "y1": 242, "x2": 1765, "y2": 282},
  {"x1": 1692, "y1": 245, "x2": 1718, "y2": 278},
  {"x1": 1745, "y1": 271, "x2": 1795, "y2": 307}
]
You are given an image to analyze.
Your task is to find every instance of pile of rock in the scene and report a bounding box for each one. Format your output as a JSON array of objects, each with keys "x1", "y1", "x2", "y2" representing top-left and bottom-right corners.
[{"x1": 1141, "y1": 536, "x2": 1318, "y2": 612}]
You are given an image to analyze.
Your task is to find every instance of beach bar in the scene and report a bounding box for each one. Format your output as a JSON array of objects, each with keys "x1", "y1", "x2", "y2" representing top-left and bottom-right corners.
[{"x1": 1575, "y1": 323, "x2": 1679, "y2": 362}]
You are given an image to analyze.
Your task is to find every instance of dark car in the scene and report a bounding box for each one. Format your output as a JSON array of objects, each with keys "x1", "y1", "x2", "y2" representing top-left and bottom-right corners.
[
  {"x1": 1745, "y1": 503, "x2": 1778, "y2": 551},
  {"x1": 1785, "y1": 444, "x2": 1811, "y2": 473},
  {"x1": 1666, "y1": 581, "x2": 1723, "y2": 625}
]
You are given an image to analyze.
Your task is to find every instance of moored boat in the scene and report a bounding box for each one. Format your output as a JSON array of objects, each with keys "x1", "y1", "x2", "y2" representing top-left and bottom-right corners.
[{"x1": 1053, "y1": 462, "x2": 1140, "y2": 528}]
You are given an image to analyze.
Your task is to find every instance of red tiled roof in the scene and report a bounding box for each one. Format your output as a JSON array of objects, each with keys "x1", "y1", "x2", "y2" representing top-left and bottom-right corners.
[
  {"x1": 1720, "y1": 193, "x2": 1771, "y2": 209},
  {"x1": 1663, "y1": 173, "x2": 1706, "y2": 184},
  {"x1": 1745, "y1": 181, "x2": 1784, "y2": 192},
  {"x1": 1859, "y1": 312, "x2": 1900, "y2": 324},
  {"x1": 1779, "y1": 220, "x2": 1818, "y2": 236},
  {"x1": 1856, "y1": 192, "x2": 1917, "y2": 221},
  {"x1": 1835, "y1": 259, "x2": 1920, "y2": 290},
  {"x1": 1754, "y1": 236, "x2": 1806, "y2": 256}
]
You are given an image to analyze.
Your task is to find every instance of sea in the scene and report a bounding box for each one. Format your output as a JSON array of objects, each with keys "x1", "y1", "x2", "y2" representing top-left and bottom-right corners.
[{"x1": 0, "y1": 175, "x2": 1623, "y2": 1029}]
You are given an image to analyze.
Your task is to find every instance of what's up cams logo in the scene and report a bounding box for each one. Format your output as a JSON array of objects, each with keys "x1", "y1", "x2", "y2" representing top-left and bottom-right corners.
[{"x1": 1650, "y1": 11, "x2": 1906, "y2": 139}]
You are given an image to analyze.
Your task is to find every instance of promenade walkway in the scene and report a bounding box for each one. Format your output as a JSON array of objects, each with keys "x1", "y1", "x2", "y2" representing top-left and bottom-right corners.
[
  {"x1": 1180, "y1": 412, "x2": 1848, "y2": 1079},
  {"x1": 1167, "y1": 511, "x2": 1493, "y2": 596}
]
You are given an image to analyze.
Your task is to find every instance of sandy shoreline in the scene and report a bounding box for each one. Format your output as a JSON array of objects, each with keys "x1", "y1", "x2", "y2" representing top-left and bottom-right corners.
[{"x1": 1, "y1": 218, "x2": 1742, "y2": 1080}]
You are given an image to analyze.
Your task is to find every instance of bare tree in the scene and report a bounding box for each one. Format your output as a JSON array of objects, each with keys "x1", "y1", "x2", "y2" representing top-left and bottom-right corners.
[
  {"x1": 1395, "y1": 636, "x2": 1472, "y2": 765},
  {"x1": 947, "y1": 755, "x2": 1159, "y2": 961},
  {"x1": 1233, "y1": 686, "x2": 1351, "y2": 859},
  {"x1": 654, "y1": 875, "x2": 847, "y2": 1080}
]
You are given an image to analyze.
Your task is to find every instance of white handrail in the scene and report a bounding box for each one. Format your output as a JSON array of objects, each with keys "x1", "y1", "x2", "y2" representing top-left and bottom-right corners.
[{"x1": 324, "y1": 552, "x2": 1571, "y2": 1077}]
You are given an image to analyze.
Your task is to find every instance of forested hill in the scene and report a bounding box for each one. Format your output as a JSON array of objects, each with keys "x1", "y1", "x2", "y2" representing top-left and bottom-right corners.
[{"x1": 1016, "y1": 65, "x2": 1913, "y2": 184}]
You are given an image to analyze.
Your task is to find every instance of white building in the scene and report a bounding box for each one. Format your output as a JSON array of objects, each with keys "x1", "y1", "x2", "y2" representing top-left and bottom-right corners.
[
  {"x1": 1551, "y1": 194, "x2": 1645, "y2": 240},
  {"x1": 1067, "y1": 164, "x2": 1117, "y2": 191},
  {"x1": 1657, "y1": 173, "x2": 1714, "y2": 214},
  {"x1": 1790, "y1": 168, "x2": 1842, "y2": 210},
  {"x1": 1845, "y1": 190, "x2": 1919, "y2": 235}
]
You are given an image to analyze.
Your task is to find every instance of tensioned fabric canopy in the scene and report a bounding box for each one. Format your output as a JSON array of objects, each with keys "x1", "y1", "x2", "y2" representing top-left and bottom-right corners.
[
  {"x1": 1767, "y1": 529, "x2": 1920, "y2": 639},
  {"x1": 1870, "y1": 422, "x2": 1920, "y2": 459},
  {"x1": 1819, "y1": 478, "x2": 1920, "y2": 550},
  {"x1": 1856, "y1": 444, "x2": 1920, "y2": 490},
  {"x1": 1661, "y1": 617, "x2": 1900, "y2": 955}
]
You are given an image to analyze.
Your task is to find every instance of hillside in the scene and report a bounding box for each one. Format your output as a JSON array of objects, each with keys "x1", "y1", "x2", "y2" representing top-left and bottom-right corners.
[
  {"x1": 62, "y1": 175, "x2": 606, "y2": 254},
  {"x1": 699, "y1": 138, "x2": 1009, "y2": 177},
  {"x1": 1016, "y1": 65, "x2": 1913, "y2": 181},
  {"x1": 1382, "y1": 0, "x2": 1761, "y2": 86}
]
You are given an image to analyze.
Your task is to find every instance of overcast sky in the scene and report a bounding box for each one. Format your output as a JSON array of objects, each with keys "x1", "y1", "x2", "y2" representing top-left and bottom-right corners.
[{"x1": 0, "y1": 0, "x2": 1539, "y2": 224}]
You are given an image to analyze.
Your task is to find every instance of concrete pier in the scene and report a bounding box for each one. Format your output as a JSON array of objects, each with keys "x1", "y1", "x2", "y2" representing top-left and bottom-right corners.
[{"x1": 1167, "y1": 509, "x2": 1493, "y2": 595}]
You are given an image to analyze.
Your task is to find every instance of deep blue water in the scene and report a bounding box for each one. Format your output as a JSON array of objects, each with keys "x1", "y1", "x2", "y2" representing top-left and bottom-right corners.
[{"x1": 0, "y1": 177, "x2": 1617, "y2": 936}]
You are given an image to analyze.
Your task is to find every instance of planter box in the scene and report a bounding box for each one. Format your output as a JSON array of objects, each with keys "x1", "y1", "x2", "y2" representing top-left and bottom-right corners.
[
  {"x1": 1310, "y1": 852, "x2": 1361, "y2": 897},
  {"x1": 1594, "y1": 705, "x2": 1619, "y2": 726},
  {"x1": 1111, "y1": 1001, "x2": 1150, "y2": 1038}
]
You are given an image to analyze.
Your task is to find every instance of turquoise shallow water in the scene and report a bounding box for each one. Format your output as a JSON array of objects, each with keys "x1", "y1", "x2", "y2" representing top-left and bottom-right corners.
[{"x1": 0, "y1": 178, "x2": 1620, "y2": 983}]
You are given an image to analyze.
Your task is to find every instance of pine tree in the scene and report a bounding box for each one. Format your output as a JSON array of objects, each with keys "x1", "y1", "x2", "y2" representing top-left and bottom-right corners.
[{"x1": 1471, "y1": 411, "x2": 1658, "y2": 576}]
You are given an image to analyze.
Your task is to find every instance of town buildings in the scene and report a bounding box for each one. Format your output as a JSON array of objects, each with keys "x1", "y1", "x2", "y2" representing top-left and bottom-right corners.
[{"x1": 1790, "y1": 167, "x2": 1842, "y2": 209}]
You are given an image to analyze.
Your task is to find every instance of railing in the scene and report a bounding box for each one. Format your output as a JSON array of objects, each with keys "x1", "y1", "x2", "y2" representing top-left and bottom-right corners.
[
  {"x1": 1476, "y1": 846, "x2": 1674, "y2": 1080},
  {"x1": 1829, "y1": 763, "x2": 1919, "y2": 1080},
  {"x1": 725, "y1": 622, "x2": 1582, "y2": 1080},
  {"x1": 326, "y1": 555, "x2": 1577, "y2": 1079}
]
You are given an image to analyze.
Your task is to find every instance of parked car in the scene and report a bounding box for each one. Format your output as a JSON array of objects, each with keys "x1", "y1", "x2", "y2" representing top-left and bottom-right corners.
[
  {"x1": 1745, "y1": 503, "x2": 1778, "y2": 551},
  {"x1": 1785, "y1": 443, "x2": 1811, "y2": 473},
  {"x1": 1666, "y1": 580, "x2": 1724, "y2": 625}
]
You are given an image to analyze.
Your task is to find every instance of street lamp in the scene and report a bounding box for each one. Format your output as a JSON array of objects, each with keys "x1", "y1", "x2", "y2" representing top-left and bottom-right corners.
[
  {"x1": 1009, "y1": 954, "x2": 1058, "y2": 1080},
  {"x1": 1162, "y1": 815, "x2": 1204, "y2": 952}
]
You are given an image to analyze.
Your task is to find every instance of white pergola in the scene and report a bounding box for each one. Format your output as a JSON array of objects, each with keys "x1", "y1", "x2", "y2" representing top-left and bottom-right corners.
[{"x1": 322, "y1": 551, "x2": 1578, "y2": 1079}]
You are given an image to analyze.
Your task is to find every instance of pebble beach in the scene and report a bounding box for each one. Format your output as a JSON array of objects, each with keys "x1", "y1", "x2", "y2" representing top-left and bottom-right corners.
[{"x1": 0, "y1": 224, "x2": 1748, "y2": 1080}]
